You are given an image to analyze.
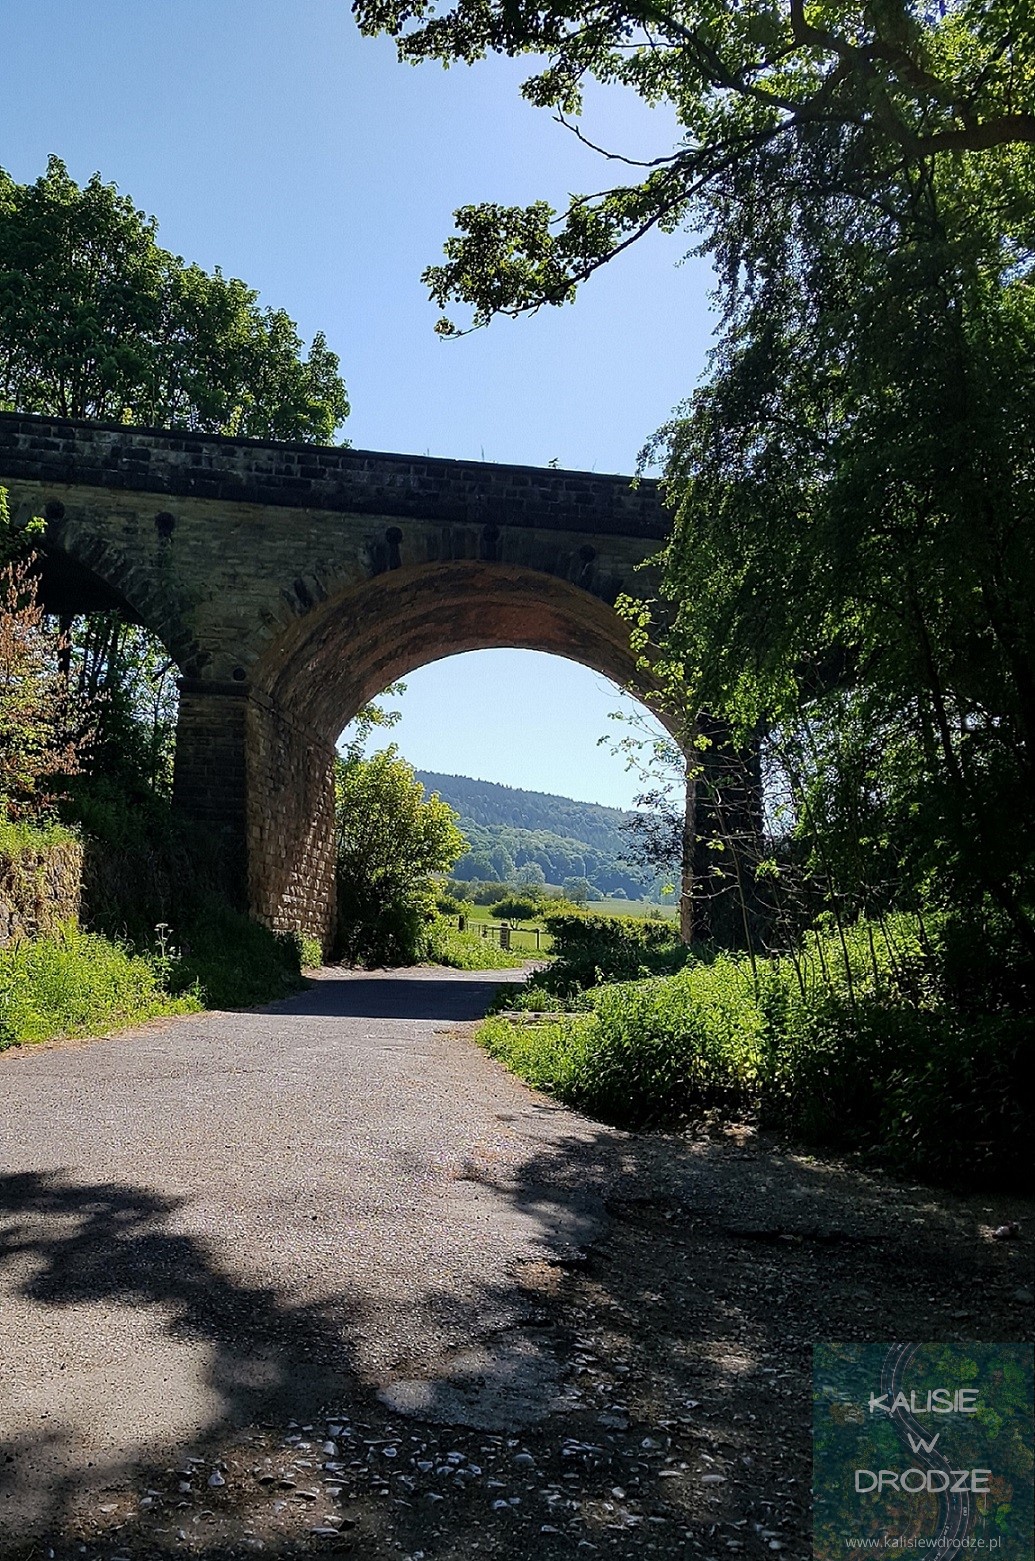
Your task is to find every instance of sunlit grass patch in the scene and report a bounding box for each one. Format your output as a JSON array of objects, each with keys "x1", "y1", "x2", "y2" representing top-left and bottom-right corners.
[{"x1": 0, "y1": 923, "x2": 199, "y2": 1048}]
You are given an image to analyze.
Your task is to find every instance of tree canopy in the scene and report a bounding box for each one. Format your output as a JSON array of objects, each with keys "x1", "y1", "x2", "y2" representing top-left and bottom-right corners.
[
  {"x1": 357, "y1": 0, "x2": 1035, "y2": 967},
  {"x1": 356, "y1": 0, "x2": 1035, "y2": 329},
  {"x1": 0, "y1": 157, "x2": 349, "y2": 440},
  {"x1": 335, "y1": 745, "x2": 468, "y2": 964}
]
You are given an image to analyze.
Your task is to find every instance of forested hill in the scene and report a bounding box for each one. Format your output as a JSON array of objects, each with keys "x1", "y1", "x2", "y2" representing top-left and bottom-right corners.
[{"x1": 416, "y1": 771, "x2": 665, "y2": 896}]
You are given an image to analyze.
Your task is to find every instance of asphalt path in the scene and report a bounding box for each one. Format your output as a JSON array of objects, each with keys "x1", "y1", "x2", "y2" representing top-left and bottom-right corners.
[{"x1": 0, "y1": 966, "x2": 609, "y2": 1539}]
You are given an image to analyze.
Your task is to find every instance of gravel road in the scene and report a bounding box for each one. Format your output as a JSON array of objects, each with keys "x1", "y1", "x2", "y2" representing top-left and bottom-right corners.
[{"x1": 1, "y1": 966, "x2": 1031, "y2": 1561}]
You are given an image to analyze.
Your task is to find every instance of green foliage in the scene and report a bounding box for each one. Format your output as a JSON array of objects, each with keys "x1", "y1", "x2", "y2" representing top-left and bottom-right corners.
[
  {"x1": 361, "y1": 0, "x2": 1035, "y2": 1032},
  {"x1": 0, "y1": 815, "x2": 81, "y2": 947},
  {"x1": 68, "y1": 612, "x2": 179, "y2": 800},
  {"x1": 295, "y1": 934, "x2": 324, "y2": 971},
  {"x1": 538, "y1": 909, "x2": 690, "y2": 998},
  {"x1": 481, "y1": 915, "x2": 1032, "y2": 1186},
  {"x1": 0, "y1": 814, "x2": 75, "y2": 856},
  {"x1": 468, "y1": 881, "x2": 514, "y2": 905},
  {"x1": 66, "y1": 780, "x2": 221, "y2": 944},
  {"x1": 357, "y1": 0, "x2": 1034, "y2": 331},
  {"x1": 562, "y1": 876, "x2": 601, "y2": 905},
  {"x1": 480, "y1": 1012, "x2": 599, "y2": 1096},
  {"x1": 0, "y1": 157, "x2": 348, "y2": 440},
  {"x1": 424, "y1": 917, "x2": 529, "y2": 969},
  {"x1": 489, "y1": 980, "x2": 579, "y2": 1014},
  {"x1": 418, "y1": 771, "x2": 667, "y2": 898},
  {"x1": 489, "y1": 895, "x2": 541, "y2": 921},
  {"x1": 0, "y1": 922, "x2": 198, "y2": 1047},
  {"x1": 335, "y1": 746, "x2": 467, "y2": 966},
  {"x1": 0, "y1": 519, "x2": 89, "y2": 822},
  {"x1": 639, "y1": 118, "x2": 1035, "y2": 960},
  {"x1": 0, "y1": 896, "x2": 304, "y2": 1044},
  {"x1": 167, "y1": 901, "x2": 308, "y2": 1009}
]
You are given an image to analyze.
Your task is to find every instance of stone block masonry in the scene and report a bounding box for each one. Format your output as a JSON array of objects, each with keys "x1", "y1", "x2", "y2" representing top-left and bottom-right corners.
[
  {"x1": 0, "y1": 834, "x2": 83, "y2": 947},
  {"x1": 0, "y1": 412, "x2": 674, "y2": 951}
]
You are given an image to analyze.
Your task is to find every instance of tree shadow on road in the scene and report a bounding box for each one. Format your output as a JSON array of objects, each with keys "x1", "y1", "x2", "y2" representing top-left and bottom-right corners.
[
  {"x1": 272, "y1": 972, "x2": 526, "y2": 1022},
  {"x1": 0, "y1": 1121, "x2": 1029, "y2": 1560}
]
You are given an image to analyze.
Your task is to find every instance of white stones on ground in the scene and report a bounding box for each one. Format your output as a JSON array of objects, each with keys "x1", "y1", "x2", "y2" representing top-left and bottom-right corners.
[
  {"x1": 207, "y1": 1471, "x2": 225, "y2": 1488},
  {"x1": 321, "y1": 1441, "x2": 338, "y2": 1456},
  {"x1": 701, "y1": 1474, "x2": 726, "y2": 1484}
]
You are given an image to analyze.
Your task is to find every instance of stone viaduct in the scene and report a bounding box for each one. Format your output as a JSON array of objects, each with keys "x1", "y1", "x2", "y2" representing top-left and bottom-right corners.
[{"x1": 0, "y1": 412, "x2": 675, "y2": 950}]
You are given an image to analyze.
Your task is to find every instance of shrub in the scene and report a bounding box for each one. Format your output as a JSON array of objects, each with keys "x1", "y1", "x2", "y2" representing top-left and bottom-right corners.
[
  {"x1": 296, "y1": 934, "x2": 324, "y2": 971},
  {"x1": 425, "y1": 917, "x2": 528, "y2": 969},
  {"x1": 480, "y1": 1012, "x2": 598, "y2": 1096},
  {"x1": 68, "y1": 780, "x2": 224, "y2": 943},
  {"x1": 470, "y1": 881, "x2": 512, "y2": 905},
  {"x1": 0, "y1": 922, "x2": 199, "y2": 1047},
  {"x1": 487, "y1": 981, "x2": 582, "y2": 1014},
  {"x1": 0, "y1": 544, "x2": 89, "y2": 819},
  {"x1": 478, "y1": 913, "x2": 1032, "y2": 1187},
  {"x1": 167, "y1": 900, "x2": 308, "y2": 1008},
  {"x1": 538, "y1": 910, "x2": 690, "y2": 996},
  {"x1": 489, "y1": 896, "x2": 541, "y2": 921}
]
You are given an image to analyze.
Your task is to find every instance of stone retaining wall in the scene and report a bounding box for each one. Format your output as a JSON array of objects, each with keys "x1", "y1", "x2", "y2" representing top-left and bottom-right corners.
[{"x1": 0, "y1": 834, "x2": 83, "y2": 946}]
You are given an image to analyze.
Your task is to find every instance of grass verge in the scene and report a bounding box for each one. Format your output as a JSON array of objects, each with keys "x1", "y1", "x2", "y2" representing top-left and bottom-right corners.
[
  {"x1": 478, "y1": 914, "x2": 1032, "y2": 1188},
  {"x1": 425, "y1": 917, "x2": 532, "y2": 970},
  {"x1": 167, "y1": 901, "x2": 311, "y2": 1009},
  {"x1": 0, "y1": 922, "x2": 199, "y2": 1048}
]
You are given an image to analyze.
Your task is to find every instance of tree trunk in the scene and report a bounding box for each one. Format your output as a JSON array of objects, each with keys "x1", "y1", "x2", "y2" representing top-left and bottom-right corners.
[{"x1": 679, "y1": 751, "x2": 697, "y2": 946}]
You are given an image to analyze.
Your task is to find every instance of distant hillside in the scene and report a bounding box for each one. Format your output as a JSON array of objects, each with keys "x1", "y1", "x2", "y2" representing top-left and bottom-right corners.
[{"x1": 416, "y1": 771, "x2": 675, "y2": 897}]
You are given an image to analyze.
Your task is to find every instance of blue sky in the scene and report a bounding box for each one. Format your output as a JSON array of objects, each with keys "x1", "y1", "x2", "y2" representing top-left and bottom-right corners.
[{"x1": 1, "y1": 0, "x2": 714, "y2": 807}]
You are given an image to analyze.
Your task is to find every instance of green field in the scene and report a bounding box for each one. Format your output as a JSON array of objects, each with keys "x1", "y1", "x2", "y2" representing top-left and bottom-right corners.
[
  {"x1": 593, "y1": 898, "x2": 678, "y2": 920},
  {"x1": 451, "y1": 897, "x2": 678, "y2": 956},
  {"x1": 451, "y1": 902, "x2": 550, "y2": 954}
]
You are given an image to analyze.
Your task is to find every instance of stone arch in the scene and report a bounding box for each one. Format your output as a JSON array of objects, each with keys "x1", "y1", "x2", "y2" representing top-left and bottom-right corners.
[
  {"x1": 183, "y1": 560, "x2": 677, "y2": 950},
  {"x1": 35, "y1": 516, "x2": 203, "y2": 674},
  {"x1": 257, "y1": 559, "x2": 670, "y2": 742}
]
